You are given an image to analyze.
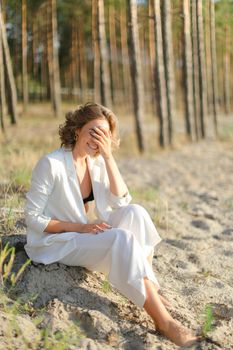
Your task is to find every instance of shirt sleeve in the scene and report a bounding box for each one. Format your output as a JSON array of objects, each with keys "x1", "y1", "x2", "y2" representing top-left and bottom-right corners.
[
  {"x1": 109, "y1": 190, "x2": 132, "y2": 208},
  {"x1": 25, "y1": 156, "x2": 54, "y2": 233}
]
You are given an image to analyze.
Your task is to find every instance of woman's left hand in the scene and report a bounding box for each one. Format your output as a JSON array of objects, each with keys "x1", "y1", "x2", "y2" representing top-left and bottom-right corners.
[{"x1": 90, "y1": 127, "x2": 112, "y2": 159}]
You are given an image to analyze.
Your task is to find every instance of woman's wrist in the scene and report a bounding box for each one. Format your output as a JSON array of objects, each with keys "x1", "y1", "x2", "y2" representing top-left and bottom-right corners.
[{"x1": 102, "y1": 152, "x2": 114, "y2": 162}]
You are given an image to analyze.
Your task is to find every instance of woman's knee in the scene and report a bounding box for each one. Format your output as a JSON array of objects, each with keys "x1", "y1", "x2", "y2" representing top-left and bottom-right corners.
[{"x1": 126, "y1": 203, "x2": 148, "y2": 217}]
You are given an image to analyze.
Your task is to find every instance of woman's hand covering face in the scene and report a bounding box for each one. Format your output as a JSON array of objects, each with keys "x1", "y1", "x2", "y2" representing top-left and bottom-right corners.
[{"x1": 89, "y1": 126, "x2": 112, "y2": 159}]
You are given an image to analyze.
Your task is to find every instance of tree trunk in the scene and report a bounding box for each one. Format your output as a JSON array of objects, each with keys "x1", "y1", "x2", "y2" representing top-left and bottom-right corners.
[
  {"x1": 0, "y1": 4, "x2": 18, "y2": 124},
  {"x1": 98, "y1": 0, "x2": 112, "y2": 107},
  {"x1": 22, "y1": 0, "x2": 28, "y2": 112},
  {"x1": 71, "y1": 18, "x2": 78, "y2": 93},
  {"x1": 161, "y1": 0, "x2": 175, "y2": 145},
  {"x1": 0, "y1": 25, "x2": 6, "y2": 131},
  {"x1": 78, "y1": 18, "x2": 88, "y2": 102},
  {"x1": 183, "y1": 0, "x2": 195, "y2": 141},
  {"x1": 120, "y1": 1, "x2": 131, "y2": 109},
  {"x1": 223, "y1": 24, "x2": 230, "y2": 115},
  {"x1": 204, "y1": 0, "x2": 212, "y2": 115},
  {"x1": 109, "y1": 4, "x2": 121, "y2": 104},
  {"x1": 191, "y1": 0, "x2": 200, "y2": 139},
  {"x1": 209, "y1": 0, "x2": 218, "y2": 135},
  {"x1": 46, "y1": 0, "x2": 61, "y2": 117},
  {"x1": 196, "y1": 0, "x2": 207, "y2": 138},
  {"x1": 153, "y1": 0, "x2": 168, "y2": 147},
  {"x1": 148, "y1": 0, "x2": 156, "y2": 110},
  {"x1": 127, "y1": 0, "x2": 145, "y2": 152},
  {"x1": 92, "y1": 0, "x2": 101, "y2": 103}
]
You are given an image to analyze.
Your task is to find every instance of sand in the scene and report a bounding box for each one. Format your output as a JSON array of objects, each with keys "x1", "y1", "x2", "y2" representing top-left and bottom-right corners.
[{"x1": 0, "y1": 139, "x2": 233, "y2": 349}]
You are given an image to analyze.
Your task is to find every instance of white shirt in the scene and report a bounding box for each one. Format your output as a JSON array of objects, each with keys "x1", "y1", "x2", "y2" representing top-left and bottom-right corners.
[{"x1": 24, "y1": 147, "x2": 132, "y2": 263}]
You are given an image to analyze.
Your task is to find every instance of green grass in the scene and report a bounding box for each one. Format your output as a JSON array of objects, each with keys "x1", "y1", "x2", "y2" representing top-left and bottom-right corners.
[
  {"x1": 102, "y1": 276, "x2": 112, "y2": 294},
  {"x1": 201, "y1": 304, "x2": 215, "y2": 337},
  {"x1": 10, "y1": 167, "x2": 32, "y2": 190},
  {"x1": 129, "y1": 186, "x2": 160, "y2": 202}
]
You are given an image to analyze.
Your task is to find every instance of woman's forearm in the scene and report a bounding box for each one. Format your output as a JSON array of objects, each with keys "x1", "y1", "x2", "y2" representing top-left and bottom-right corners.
[
  {"x1": 44, "y1": 219, "x2": 83, "y2": 233},
  {"x1": 104, "y1": 154, "x2": 128, "y2": 197}
]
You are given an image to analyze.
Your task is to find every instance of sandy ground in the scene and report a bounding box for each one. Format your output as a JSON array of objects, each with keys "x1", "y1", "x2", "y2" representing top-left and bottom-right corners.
[{"x1": 0, "y1": 139, "x2": 233, "y2": 349}]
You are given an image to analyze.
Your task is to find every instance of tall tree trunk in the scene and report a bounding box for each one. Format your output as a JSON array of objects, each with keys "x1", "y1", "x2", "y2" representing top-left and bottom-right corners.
[
  {"x1": 70, "y1": 18, "x2": 78, "y2": 93},
  {"x1": 196, "y1": 0, "x2": 207, "y2": 138},
  {"x1": 153, "y1": 0, "x2": 168, "y2": 147},
  {"x1": 148, "y1": 0, "x2": 156, "y2": 110},
  {"x1": 120, "y1": 1, "x2": 131, "y2": 108},
  {"x1": 46, "y1": 0, "x2": 61, "y2": 117},
  {"x1": 161, "y1": 0, "x2": 175, "y2": 145},
  {"x1": 0, "y1": 4, "x2": 18, "y2": 124},
  {"x1": 98, "y1": 0, "x2": 112, "y2": 107},
  {"x1": 223, "y1": 24, "x2": 230, "y2": 115},
  {"x1": 209, "y1": 0, "x2": 218, "y2": 135},
  {"x1": 92, "y1": 0, "x2": 101, "y2": 103},
  {"x1": 22, "y1": 0, "x2": 28, "y2": 112},
  {"x1": 183, "y1": 0, "x2": 195, "y2": 141},
  {"x1": 204, "y1": 0, "x2": 212, "y2": 115},
  {"x1": 191, "y1": 0, "x2": 200, "y2": 139},
  {"x1": 109, "y1": 4, "x2": 121, "y2": 105},
  {"x1": 78, "y1": 18, "x2": 88, "y2": 102},
  {"x1": 0, "y1": 26, "x2": 6, "y2": 131},
  {"x1": 127, "y1": 0, "x2": 145, "y2": 152}
]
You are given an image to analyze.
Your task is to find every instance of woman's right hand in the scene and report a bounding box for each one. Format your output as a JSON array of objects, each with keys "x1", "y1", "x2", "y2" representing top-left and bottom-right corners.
[{"x1": 77, "y1": 222, "x2": 112, "y2": 234}]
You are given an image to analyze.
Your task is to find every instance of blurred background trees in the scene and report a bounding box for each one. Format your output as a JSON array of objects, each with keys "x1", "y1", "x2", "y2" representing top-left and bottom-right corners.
[{"x1": 0, "y1": 0, "x2": 232, "y2": 151}]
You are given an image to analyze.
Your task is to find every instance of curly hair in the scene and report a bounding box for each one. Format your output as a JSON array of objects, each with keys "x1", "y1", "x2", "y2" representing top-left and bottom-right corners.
[{"x1": 59, "y1": 102, "x2": 120, "y2": 150}]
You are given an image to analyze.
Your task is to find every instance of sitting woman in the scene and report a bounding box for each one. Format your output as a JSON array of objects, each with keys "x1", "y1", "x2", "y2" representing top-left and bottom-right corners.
[{"x1": 25, "y1": 102, "x2": 199, "y2": 347}]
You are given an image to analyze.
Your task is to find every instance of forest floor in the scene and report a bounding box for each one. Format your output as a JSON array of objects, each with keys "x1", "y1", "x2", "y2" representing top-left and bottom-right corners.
[{"x1": 0, "y1": 107, "x2": 233, "y2": 349}]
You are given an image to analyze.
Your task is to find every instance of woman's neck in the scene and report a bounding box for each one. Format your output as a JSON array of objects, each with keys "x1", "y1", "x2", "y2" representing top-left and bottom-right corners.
[{"x1": 72, "y1": 147, "x2": 87, "y2": 165}]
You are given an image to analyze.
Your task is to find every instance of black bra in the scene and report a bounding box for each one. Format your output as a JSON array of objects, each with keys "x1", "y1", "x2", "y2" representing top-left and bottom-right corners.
[{"x1": 83, "y1": 189, "x2": 94, "y2": 204}]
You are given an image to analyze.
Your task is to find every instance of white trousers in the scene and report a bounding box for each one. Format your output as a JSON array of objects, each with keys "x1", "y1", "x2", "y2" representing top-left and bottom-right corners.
[{"x1": 59, "y1": 204, "x2": 162, "y2": 308}]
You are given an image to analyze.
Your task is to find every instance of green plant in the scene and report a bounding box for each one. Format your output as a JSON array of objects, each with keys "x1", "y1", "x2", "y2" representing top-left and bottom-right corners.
[
  {"x1": 0, "y1": 240, "x2": 31, "y2": 289},
  {"x1": 11, "y1": 167, "x2": 32, "y2": 190},
  {"x1": 102, "y1": 276, "x2": 111, "y2": 294},
  {"x1": 201, "y1": 304, "x2": 215, "y2": 337}
]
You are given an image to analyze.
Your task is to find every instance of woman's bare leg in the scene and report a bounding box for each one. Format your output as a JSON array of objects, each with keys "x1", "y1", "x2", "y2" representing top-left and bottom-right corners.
[
  {"x1": 143, "y1": 278, "x2": 198, "y2": 347},
  {"x1": 147, "y1": 254, "x2": 172, "y2": 309}
]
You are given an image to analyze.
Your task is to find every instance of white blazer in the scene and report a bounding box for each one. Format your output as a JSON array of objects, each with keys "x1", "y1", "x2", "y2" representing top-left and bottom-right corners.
[{"x1": 24, "y1": 147, "x2": 132, "y2": 263}]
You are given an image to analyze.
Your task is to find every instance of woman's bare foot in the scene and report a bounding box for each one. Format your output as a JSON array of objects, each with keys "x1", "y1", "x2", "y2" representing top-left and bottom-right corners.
[{"x1": 158, "y1": 318, "x2": 199, "y2": 347}]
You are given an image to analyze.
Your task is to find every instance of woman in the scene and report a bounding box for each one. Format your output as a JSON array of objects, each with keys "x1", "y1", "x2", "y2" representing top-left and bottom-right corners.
[{"x1": 25, "y1": 102, "x2": 199, "y2": 347}]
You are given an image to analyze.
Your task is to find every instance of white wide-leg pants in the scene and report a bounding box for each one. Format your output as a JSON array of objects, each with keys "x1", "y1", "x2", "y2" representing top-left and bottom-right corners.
[{"x1": 59, "y1": 204, "x2": 162, "y2": 308}]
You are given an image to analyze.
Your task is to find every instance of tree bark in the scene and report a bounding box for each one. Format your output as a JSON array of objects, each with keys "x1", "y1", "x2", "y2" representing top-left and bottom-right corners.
[
  {"x1": 196, "y1": 0, "x2": 207, "y2": 138},
  {"x1": 22, "y1": 0, "x2": 28, "y2": 112},
  {"x1": 46, "y1": 0, "x2": 61, "y2": 117},
  {"x1": 78, "y1": 17, "x2": 88, "y2": 102},
  {"x1": 223, "y1": 24, "x2": 230, "y2": 115},
  {"x1": 191, "y1": 0, "x2": 200, "y2": 139},
  {"x1": 161, "y1": 0, "x2": 175, "y2": 145},
  {"x1": 0, "y1": 4, "x2": 18, "y2": 124},
  {"x1": 148, "y1": 0, "x2": 156, "y2": 109},
  {"x1": 98, "y1": 0, "x2": 112, "y2": 107},
  {"x1": 109, "y1": 4, "x2": 121, "y2": 104},
  {"x1": 0, "y1": 25, "x2": 6, "y2": 131},
  {"x1": 183, "y1": 0, "x2": 195, "y2": 141},
  {"x1": 120, "y1": 1, "x2": 131, "y2": 108},
  {"x1": 92, "y1": 0, "x2": 101, "y2": 103},
  {"x1": 209, "y1": 0, "x2": 218, "y2": 135},
  {"x1": 153, "y1": 0, "x2": 168, "y2": 147},
  {"x1": 127, "y1": 0, "x2": 145, "y2": 152}
]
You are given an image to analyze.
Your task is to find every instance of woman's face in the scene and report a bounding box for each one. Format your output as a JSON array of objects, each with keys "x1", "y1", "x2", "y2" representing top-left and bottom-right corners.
[{"x1": 76, "y1": 118, "x2": 110, "y2": 157}]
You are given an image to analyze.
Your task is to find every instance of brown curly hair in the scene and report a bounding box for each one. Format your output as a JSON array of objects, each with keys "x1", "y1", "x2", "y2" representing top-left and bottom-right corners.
[{"x1": 59, "y1": 102, "x2": 120, "y2": 150}]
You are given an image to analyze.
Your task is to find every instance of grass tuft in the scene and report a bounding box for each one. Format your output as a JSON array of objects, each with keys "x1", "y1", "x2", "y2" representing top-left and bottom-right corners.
[{"x1": 201, "y1": 304, "x2": 215, "y2": 337}]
